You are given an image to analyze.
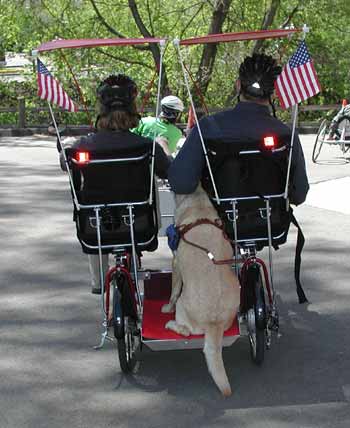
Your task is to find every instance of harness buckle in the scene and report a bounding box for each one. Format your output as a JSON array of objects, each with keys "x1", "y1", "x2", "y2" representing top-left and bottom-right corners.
[{"x1": 207, "y1": 252, "x2": 214, "y2": 260}]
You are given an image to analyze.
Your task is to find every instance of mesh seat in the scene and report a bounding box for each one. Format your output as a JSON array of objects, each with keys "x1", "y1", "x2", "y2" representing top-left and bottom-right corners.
[
  {"x1": 203, "y1": 138, "x2": 291, "y2": 249},
  {"x1": 69, "y1": 145, "x2": 158, "y2": 254}
]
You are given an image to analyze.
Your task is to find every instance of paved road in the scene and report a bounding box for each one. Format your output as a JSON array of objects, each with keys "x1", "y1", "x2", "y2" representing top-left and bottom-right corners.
[{"x1": 0, "y1": 134, "x2": 350, "y2": 428}]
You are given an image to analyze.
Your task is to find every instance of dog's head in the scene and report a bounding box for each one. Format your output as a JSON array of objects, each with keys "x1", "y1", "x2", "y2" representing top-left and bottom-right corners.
[{"x1": 174, "y1": 183, "x2": 215, "y2": 223}]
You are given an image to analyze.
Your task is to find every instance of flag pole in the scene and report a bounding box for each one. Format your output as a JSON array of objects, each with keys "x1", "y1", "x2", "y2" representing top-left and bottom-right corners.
[
  {"x1": 284, "y1": 25, "x2": 309, "y2": 199},
  {"x1": 174, "y1": 38, "x2": 220, "y2": 204},
  {"x1": 284, "y1": 103, "x2": 298, "y2": 199},
  {"x1": 47, "y1": 102, "x2": 80, "y2": 211}
]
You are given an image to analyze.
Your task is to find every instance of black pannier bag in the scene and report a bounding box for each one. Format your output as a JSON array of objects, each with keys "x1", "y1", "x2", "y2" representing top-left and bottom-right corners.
[
  {"x1": 202, "y1": 136, "x2": 308, "y2": 304},
  {"x1": 69, "y1": 145, "x2": 159, "y2": 254},
  {"x1": 201, "y1": 136, "x2": 291, "y2": 250}
]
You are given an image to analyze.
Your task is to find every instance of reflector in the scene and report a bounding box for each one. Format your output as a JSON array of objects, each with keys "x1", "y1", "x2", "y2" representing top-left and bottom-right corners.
[
  {"x1": 263, "y1": 136, "x2": 276, "y2": 148},
  {"x1": 76, "y1": 151, "x2": 90, "y2": 163}
]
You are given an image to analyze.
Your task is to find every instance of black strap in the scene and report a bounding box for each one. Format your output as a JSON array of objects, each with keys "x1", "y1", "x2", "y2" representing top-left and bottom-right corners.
[{"x1": 290, "y1": 210, "x2": 308, "y2": 303}]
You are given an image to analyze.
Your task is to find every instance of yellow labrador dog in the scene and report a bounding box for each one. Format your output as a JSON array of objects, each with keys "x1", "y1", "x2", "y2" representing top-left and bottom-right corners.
[{"x1": 162, "y1": 184, "x2": 240, "y2": 396}]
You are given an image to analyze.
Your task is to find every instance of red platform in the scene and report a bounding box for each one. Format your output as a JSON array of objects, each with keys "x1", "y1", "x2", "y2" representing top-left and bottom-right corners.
[{"x1": 141, "y1": 271, "x2": 239, "y2": 340}]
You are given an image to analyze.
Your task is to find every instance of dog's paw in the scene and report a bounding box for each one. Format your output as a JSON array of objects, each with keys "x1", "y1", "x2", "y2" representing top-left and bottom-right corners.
[
  {"x1": 165, "y1": 320, "x2": 191, "y2": 336},
  {"x1": 161, "y1": 303, "x2": 175, "y2": 313}
]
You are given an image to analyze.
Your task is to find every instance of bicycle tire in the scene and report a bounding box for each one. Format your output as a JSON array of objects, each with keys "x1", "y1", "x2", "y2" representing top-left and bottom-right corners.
[
  {"x1": 247, "y1": 266, "x2": 266, "y2": 366},
  {"x1": 312, "y1": 118, "x2": 328, "y2": 163},
  {"x1": 113, "y1": 273, "x2": 139, "y2": 373}
]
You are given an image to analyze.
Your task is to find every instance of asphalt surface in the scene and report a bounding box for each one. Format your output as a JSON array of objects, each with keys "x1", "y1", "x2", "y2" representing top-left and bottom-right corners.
[{"x1": 0, "y1": 134, "x2": 350, "y2": 428}]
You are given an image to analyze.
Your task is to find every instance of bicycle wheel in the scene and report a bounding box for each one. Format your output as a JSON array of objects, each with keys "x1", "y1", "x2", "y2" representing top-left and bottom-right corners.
[
  {"x1": 116, "y1": 316, "x2": 140, "y2": 373},
  {"x1": 312, "y1": 118, "x2": 328, "y2": 163},
  {"x1": 247, "y1": 265, "x2": 266, "y2": 366},
  {"x1": 113, "y1": 273, "x2": 140, "y2": 373}
]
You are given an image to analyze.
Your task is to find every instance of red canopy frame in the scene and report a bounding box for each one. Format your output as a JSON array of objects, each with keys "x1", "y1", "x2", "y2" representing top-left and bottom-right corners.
[
  {"x1": 35, "y1": 29, "x2": 302, "y2": 53},
  {"x1": 180, "y1": 28, "x2": 302, "y2": 45},
  {"x1": 36, "y1": 37, "x2": 166, "y2": 52}
]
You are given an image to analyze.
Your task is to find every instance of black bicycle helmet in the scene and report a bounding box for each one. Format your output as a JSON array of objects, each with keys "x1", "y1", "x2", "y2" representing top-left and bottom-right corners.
[
  {"x1": 239, "y1": 54, "x2": 281, "y2": 99},
  {"x1": 97, "y1": 74, "x2": 138, "y2": 113}
]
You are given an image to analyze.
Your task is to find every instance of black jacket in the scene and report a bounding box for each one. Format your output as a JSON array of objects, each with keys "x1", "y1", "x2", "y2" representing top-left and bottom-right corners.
[
  {"x1": 168, "y1": 102, "x2": 309, "y2": 205},
  {"x1": 65, "y1": 129, "x2": 170, "y2": 179}
]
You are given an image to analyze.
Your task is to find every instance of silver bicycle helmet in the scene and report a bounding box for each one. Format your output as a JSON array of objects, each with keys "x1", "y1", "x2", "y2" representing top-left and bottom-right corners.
[{"x1": 160, "y1": 95, "x2": 184, "y2": 120}]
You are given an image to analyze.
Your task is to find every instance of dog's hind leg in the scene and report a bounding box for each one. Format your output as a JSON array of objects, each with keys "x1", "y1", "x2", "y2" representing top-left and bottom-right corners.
[
  {"x1": 203, "y1": 323, "x2": 232, "y2": 397},
  {"x1": 161, "y1": 256, "x2": 183, "y2": 313}
]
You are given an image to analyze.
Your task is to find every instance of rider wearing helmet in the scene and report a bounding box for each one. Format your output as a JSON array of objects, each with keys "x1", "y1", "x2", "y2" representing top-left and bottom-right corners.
[
  {"x1": 328, "y1": 99, "x2": 350, "y2": 140},
  {"x1": 168, "y1": 53, "x2": 309, "y2": 206},
  {"x1": 132, "y1": 95, "x2": 184, "y2": 154},
  {"x1": 60, "y1": 74, "x2": 171, "y2": 294}
]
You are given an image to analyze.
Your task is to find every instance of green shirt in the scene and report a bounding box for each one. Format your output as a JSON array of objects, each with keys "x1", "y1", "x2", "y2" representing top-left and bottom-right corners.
[{"x1": 132, "y1": 116, "x2": 182, "y2": 153}]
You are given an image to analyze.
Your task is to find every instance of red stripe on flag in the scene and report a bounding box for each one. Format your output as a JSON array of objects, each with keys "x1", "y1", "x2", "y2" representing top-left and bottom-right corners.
[
  {"x1": 45, "y1": 76, "x2": 51, "y2": 103},
  {"x1": 50, "y1": 77, "x2": 55, "y2": 104},
  {"x1": 284, "y1": 68, "x2": 299, "y2": 105},
  {"x1": 299, "y1": 66, "x2": 312, "y2": 98},
  {"x1": 307, "y1": 61, "x2": 321, "y2": 94},
  {"x1": 57, "y1": 82, "x2": 62, "y2": 108},
  {"x1": 293, "y1": 67, "x2": 308, "y2": 100},
  {"x1": 274, "y1": 41, "x2": 321, "y2": 109},
  {"x1": 64, "y1": 91, "x2": 69, "y2": 111},
  {"x1": 274, "y1": 82, "x2": 286, "y2": 109},
  {"x1": 280, "y1": 70, "x2": 294, "y2": 108},
  {"x1": 37, "y1": 59, "x2": 77, "y2": 112}
]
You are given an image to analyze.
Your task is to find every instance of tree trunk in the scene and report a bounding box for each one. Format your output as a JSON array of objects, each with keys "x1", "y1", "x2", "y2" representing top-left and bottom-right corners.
[
  {"x1": 128, "y1": 0, "x2": 169, "y2": 95},
  {"x1": 90, "y1": 0, "x2": 169, "y2": 95},
  {"x1": 252, "y1": 0, "x2": 280, "y2": 54},
  {"x1": 194, "y1": 0, "x2": 232, "y2": 102}
]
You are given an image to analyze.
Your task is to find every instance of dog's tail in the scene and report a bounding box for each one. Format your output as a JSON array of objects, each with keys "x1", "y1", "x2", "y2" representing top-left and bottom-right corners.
[{"x1": 203, "y1": 323, "x2": 231, "y2": 397}]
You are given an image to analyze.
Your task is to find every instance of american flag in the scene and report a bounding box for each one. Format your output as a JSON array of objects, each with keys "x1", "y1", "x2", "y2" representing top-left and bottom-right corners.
[
  {"x1": 274, "y1": 40, "x2": 321, "y2": 110},
  {"x1": 37, "y1": 59, "x2": 78, "y2": 112}
]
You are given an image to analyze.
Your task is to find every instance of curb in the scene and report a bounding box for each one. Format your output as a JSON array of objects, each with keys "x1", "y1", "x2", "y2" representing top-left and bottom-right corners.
[
  {"x1": 0, "y1": 126, "x2": 319, "y2": 137},
  {"x1": 0, "y1": 127, "x2": 92, "y2": 137}
]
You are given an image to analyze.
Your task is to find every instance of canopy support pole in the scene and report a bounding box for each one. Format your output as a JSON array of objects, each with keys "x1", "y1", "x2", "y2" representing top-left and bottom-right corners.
[
  {"x1": 149, "y1": 40, "x2": 166, "y2": 205},
  {"x1": 284, "y1": 103, "x2": 298, "y2": 199},
  {"x1": 48, "y1": 102, "x2": 80, "y2": 211},
  {"x1": 174, "y1": 39, "x2": 220, "y2": 204}
]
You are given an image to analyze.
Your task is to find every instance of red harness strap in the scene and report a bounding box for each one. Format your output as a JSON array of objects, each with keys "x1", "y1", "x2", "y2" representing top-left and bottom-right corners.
[{"x1": 178, "y1": 218, "x2": 236, "y2": 265}]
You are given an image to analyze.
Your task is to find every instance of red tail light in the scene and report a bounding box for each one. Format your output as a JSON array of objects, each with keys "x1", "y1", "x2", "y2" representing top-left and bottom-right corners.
[
  {"x1": 76, "y1": 151, "x2": 90, "y2": 163},
  {"x1": 263, "y1": 136, "x2": 276, "y2": 149}
]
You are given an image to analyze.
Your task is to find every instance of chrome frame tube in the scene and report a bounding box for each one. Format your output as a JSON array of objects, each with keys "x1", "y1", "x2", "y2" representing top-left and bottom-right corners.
[
  {"x1": 218, "y1": 193, "x2": 284, "y2": 203},
  {"x1": 149, "y1": 40, "x2": 166, "y2": 205},
  {"x1": 174, "y1": 39, "x2": 220, "y2": 204},
  {"x1": 71, "y1": 153, "x2": 149, "y2": 164},
  {"x1": 231, "y1": 200, "x2": 239, "y2": 276},
  {"x1": 284, "y1": 104, "x2": 298, "y2": 199},
  {"x1": 128, "y1": 205, "x2": 142, "y2": 308},
  {"x1": 265, "y1": 199, "x2": 276, "y2": 305},
  {"x1": 80, "y1": 235, "x2": 155, "y2": 251},
  {"x1": 79, "y1": 199, "x2": 149, "y2": 209},
  {"x1": 94, "y1": 207, "x2": 109, "y2": 348},
  {"x1": 239, "y1": 145, "x2": 287, "y2": 155},
  {"x1": 48, "y1": 102, "x2": 80, "y2": 211}
]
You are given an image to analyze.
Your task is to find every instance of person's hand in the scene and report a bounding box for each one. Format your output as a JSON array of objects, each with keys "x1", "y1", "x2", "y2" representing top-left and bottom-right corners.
[{"x1": 155, "y1": 136, "x2": 171, "y2": 156}]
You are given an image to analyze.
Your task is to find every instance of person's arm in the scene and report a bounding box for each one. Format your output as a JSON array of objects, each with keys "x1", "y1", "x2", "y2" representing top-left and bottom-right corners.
[
  {"x1": 289, "y1": 133, "x2": 310, "y2": 205},
  {"x1": 155, "y1": 136, "x2": 172, "y2": 157},
  {"x1": 58, "y1": 137, "x2": 78, "y2": 171},
  {"x1": 154, "y1": 142, "x2": 172, "y2": 179},
  {"x1": 167, "y1": 125, "x2": 205, "y2": 194},
  {"x1": 130, "y1": 119, "x2": 143, "y2": 136}
]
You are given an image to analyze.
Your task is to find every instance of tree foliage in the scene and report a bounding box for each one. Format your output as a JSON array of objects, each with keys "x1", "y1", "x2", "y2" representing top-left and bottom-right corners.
[{"x1": 0, "y1": 0, "x2": 349, "y2": 125}]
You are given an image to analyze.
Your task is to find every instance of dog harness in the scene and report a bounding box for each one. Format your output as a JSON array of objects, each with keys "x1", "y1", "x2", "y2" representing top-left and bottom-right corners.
[{"x1": 177, "y1": 218, "x2": 237, "y2": 265}]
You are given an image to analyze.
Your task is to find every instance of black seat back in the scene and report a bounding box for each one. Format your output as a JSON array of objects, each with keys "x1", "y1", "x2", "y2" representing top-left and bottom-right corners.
[
  {"x1": 69, "y1": 146, "x2": 158, "y2": 254},
  {"x1": 203, "y1": 137, "x2": 291, "y2": 249}
]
